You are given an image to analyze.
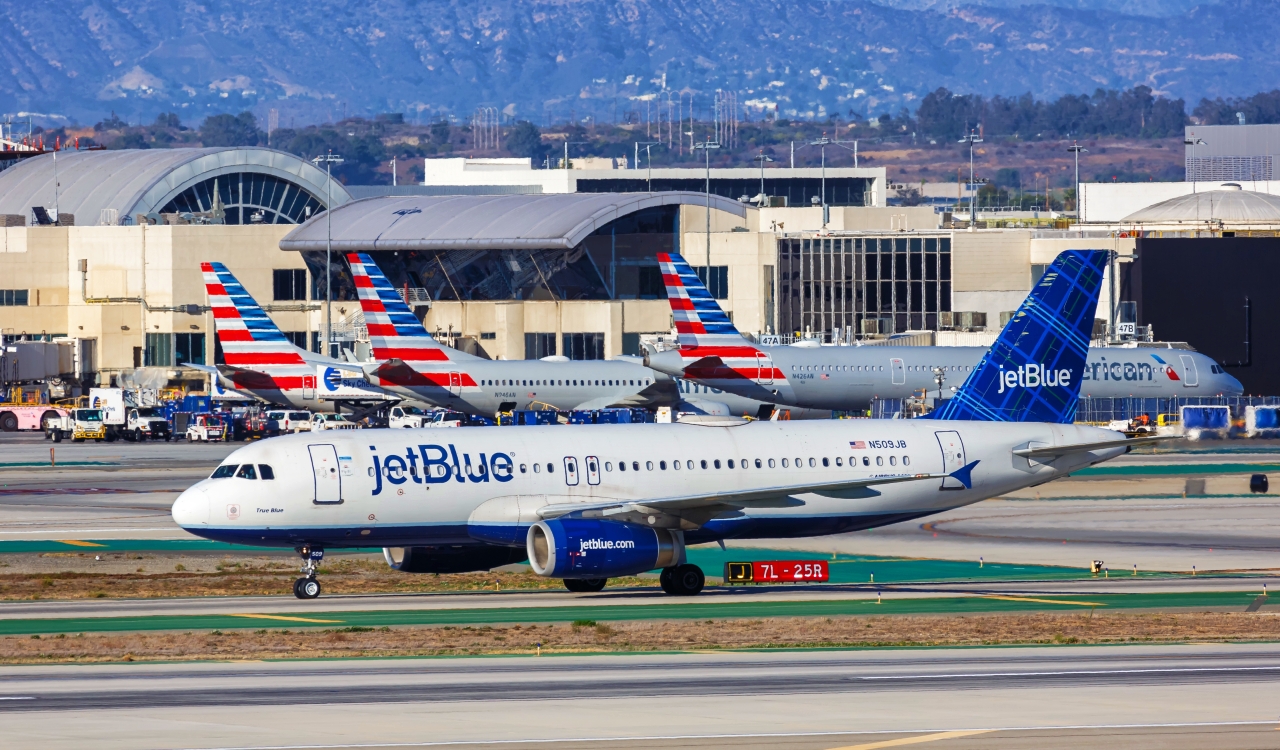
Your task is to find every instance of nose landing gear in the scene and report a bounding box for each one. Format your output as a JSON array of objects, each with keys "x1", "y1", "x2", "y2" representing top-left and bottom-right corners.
[{"x1": 294, "y1": 546, "x2": 324, "y2": 599}]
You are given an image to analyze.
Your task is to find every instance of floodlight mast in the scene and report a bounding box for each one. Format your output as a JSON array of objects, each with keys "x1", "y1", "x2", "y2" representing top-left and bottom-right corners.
[
  {"x1": 1184, "y1": 137, "x2": 1207, "y2": 193},
  {"x1": 958, "y1": 131, "x2": 983, "y2": 227},
  {"x1": 809, "y1": 135, "x2": 831, "y2": 227},
  {"x1": 635, "y1": 141, "x2": 660, "y2": 191},
  {"x1": 312, "y1": 151, "x2": 345, "y2": 356},
  {"x1": 693, "y1": 138, "x2": 721, "y2": 271},
  {"x1": 753, "y1": 150, "x2": 774, "y2": 206},
  {"x1": 1067, "y1": 141, "x2": 1087, "y2": 218}
]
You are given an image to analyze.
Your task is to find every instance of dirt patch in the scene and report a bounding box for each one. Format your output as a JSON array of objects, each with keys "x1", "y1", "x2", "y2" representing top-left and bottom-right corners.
[
  {"x1": 0, "y1": 555, "x2": 649, "y2": 600},
  {"x1": 5, "y1": 612, "x2": 1278, "y2": 664}
]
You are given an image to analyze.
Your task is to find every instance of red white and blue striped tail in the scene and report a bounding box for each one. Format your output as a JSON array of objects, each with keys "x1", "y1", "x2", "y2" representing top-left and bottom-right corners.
[
  {"x1": 658, "y1": 252, "x2": 749, "y2": 349},
  {"x1": 347, "y1": 253, "x2": 453, "y2": 364},
  {"x1": 201, "y1": 262, "x2": 306, "y2": 369}
]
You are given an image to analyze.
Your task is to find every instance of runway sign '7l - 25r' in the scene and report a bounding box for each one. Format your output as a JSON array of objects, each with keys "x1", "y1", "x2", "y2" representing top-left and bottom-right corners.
[{"x1": 724, "y1": 561, "x2": 830, "y2": 583}]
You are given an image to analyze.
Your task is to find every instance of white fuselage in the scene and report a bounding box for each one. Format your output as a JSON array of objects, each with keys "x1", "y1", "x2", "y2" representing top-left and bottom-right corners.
[{"x1": 172, "y1": 420, "x2": 1125, "y2": 550}]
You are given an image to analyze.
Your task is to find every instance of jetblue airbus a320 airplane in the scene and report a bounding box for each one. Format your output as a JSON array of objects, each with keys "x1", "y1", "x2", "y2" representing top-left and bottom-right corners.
[{"x1": 173, "y1": 250, "x2": 1150, "y2": 599}]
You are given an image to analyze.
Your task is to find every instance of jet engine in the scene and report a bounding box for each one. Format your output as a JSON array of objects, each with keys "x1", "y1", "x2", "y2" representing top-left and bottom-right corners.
[
  {"x1": 526, "y1": 518, "x2": 683, "y2": 579},
  {"x1": 383, "y1": 544, "x2": 527, "y2": 574}
]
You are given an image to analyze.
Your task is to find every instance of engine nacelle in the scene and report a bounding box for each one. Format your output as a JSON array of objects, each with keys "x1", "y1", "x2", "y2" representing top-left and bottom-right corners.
[
  {"x1": 383, "y1": 545, "x2": 527, "y2": 574},
  {"x1": 526, "y1": 518, "x2": 683, "y2": 579}
]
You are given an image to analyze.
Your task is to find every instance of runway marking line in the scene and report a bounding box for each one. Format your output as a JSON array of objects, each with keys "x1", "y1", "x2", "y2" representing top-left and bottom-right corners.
[
  {"x1": 228, "y1": 614, "x2": 345, "y2": 624},
  {"x1": 826, "y1": 730, "x2": 993, "y2": 750},
  {"x1": 56, "y1": 540, "x2": 107, "y2": 548},
  {"x1": 978, "y1": 594, "x2": 1104, "y2": 607}
]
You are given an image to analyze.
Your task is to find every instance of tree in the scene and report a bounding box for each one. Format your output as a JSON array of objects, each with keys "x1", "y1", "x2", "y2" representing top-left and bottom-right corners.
[
  {"x1": 200, "y1": 112, "x2": 262, "y2": 147},
  {"x1": 154, "y1": 112, "x2": 181, "y2": 129},
  {"x1": 505, "y1": 120, "x2": 545, "y2": 161}
]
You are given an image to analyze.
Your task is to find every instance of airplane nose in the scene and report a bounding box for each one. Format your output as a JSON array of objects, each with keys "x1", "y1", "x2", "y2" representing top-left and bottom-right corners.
[
  {"x1": 1223, "y1": 372, "x2": 1245, "y2": 396},
  {"x1": 172, "y1": 485, "x2": 210, "y2": 527}
]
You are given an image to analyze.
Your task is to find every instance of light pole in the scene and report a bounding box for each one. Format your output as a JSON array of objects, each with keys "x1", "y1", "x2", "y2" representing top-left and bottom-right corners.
[
  {"x1": 1066, "y1": 141, "x2": 1087, "y2": 218},
  {"x1": 312, "y1": 150, "x2": 344, "y2": 356},
  {"x1": 1184, "y1": 136, "x2": 1206, "y2": 192},
  {"x1": 959, "y1": 130, "x2": 983, "y2": 226},
  {"x1": 693, "y1": 138, "x2": 721, "y2": 272},
  {"x1": 563, "y1": 140, "x2": 589, "y2": 169},
  {"x1": 753, "y1": 150, "x2": 774, "y2": 205},
  {"x1": 635, "y1": 141, "x2": 660, "y2": 191},
  {"x1": 809, "y1": 135, "x2": 831, "y2": 226}
]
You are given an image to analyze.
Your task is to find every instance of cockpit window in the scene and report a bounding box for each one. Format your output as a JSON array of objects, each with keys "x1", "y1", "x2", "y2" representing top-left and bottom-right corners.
[
  {"x1": 258, "y1": 464, "x2": 275, "y2": 480},
  {"x1": 211, "y1": 464, "x2": 238, "y2": 479},
  {"x1": 236, "y1": 464, "x2": 258, "y2": 480}
]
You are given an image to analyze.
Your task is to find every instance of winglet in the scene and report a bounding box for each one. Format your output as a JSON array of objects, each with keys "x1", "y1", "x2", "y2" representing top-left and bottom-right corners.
[{"x1": 949, "y1": 460, "x2": 979, "y2": 490}]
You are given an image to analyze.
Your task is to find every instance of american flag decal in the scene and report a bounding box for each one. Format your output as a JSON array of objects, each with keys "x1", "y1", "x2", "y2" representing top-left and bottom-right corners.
[
  {"x1": 850, "y1": 441, "x2": 866, "y2": 449},
  {"x1": 820, "y1": 373, "x2": 829, "y2": 380}
]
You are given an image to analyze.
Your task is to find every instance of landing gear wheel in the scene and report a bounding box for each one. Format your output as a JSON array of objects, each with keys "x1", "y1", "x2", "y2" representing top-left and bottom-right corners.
[
  {"x1": 662, "y1": 564, "x2": 705, "y2": 596},
  {"x1": 294, "y1": 577, "x2": 321, "y2": 599},
  {"x1": 564, "y1": 578, "x2": 607, "y2": 593}
]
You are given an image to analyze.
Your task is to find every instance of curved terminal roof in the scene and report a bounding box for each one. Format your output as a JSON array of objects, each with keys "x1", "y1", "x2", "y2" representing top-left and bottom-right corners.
[
  {"x1": 1122, "y1": 184, "x2": 1280, "y2": 223},
  {"x1": 278, "y1": 192, "x2": 749, "y2": 252},
  {"x1": 0, "y1": 147, "x2": 351, "y2": 225}
]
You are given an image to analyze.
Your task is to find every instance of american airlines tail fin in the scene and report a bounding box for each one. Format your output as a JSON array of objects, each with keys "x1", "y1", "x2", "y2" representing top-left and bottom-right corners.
[
  {"x1": 657, "y1": 252, "x2": 747, "y2": 349},
  {"x1": 201, "y1": 262, "x2": 307, "y2": 369},
  {"x1": 927, "y1": 249, "x2": 1108, "y2": 424},
  {"x1": 347, "y1": 253, "x2": 467, "y2": 363}
]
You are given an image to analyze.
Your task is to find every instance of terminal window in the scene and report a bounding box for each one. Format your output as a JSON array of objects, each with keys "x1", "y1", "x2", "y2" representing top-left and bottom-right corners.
[
  {"x1": 145, "y1": 333, "x2": 173, "y2": 367},
  {"x1": 175, "y1": 333, "x2": 205, "y2": 366},
  {"x1": 273, "y1": 269, "x2": 308, "y2": 301},
  {"x1": 563, "y1": 332, "x2": 605, "y2": 360},
  {"x1": 695, "y1": 266, "x2": 729, "y2": 300},
  {"x1": 282, "y1": 331, "x2": 308, "y2": 349},
  {"x1": 525, "y1": 333, "x2": 557, "y2": 360},
  {"x1": 0, "y1": 289, "x2": 28, "y2": 306},
  {"x1": 777, "y1": 236, "x2": 951, "y2": 337}
]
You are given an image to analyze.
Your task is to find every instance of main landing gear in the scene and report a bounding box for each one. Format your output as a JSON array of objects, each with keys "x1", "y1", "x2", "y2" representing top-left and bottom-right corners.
[
  {"x1": 659, "y1": 564, "x2": 705, "y2": 596},
  {"x1": 563, "y1": 578, "x2": 608, "y2": 593},
  {"x1": 294, "y1": 546, "x2": 323, "y2": 599}
]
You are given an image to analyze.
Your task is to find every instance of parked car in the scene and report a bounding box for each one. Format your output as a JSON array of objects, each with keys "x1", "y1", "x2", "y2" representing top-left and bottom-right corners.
[
  {"x1": 311, "y1": 413, "x2": 360, "y2": 431},
  {"x1": 266, "y1": 410, "x2": 313, "y2": 436},
  {"x1": 185, "y1": 414, "x2": 228, "y2": 442}
]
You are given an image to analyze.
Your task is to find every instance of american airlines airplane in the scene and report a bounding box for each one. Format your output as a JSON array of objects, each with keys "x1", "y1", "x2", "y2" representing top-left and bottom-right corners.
[
  {"x1": 173, "y1": 249, "x2": 1150, "y2": 599},
  {"x1": 186, "y1": 262, "x2": 398, "y2": 412},
  {"x1": 646, "y1": 252, "x2": 1244, "y2": 413},
  {"x1": 345, "y1": 252, "x2": 680, "y2": 416}
]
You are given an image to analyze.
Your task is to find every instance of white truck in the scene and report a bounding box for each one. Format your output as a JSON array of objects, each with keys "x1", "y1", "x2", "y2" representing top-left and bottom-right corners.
[
  {"x1": 311, "y1": 413, "x2": 360, "y2": 431},
  {"x1": 124, "y1": 406, "x2": 171, "y2": 442},
  {"x1": 46, "y1": 408, "x2": 110, "y2": 443},
  {"x1": 388, "y1": 405, "x2": 431, "y2": 428},
  {"x1": 265, "y1": 409, "x2": 313, "y2": 436}
]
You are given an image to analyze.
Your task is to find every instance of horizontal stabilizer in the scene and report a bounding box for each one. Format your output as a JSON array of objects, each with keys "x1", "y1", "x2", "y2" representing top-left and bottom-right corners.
[{"x1": 1012, "y1": 434, "x2": 1175, "y2": 458}]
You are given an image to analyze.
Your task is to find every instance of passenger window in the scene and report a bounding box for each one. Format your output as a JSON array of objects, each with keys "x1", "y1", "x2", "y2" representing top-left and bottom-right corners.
[
  {"x1": 673, "y1": 460, "x2": 681, "y2": 470},
  {"x1": 795, "y1": 457, "x2": 802, "y2": 466},
  {"x1": 547, "y1": 463, "x2": 555, "y2": 473},
  {"x1": 727, "y1": 459, "x2": 734, "y2": 469},
  {"x1": 533, "y1": 463, "x2": 541, "y2": 473},
  {"x1": 646, "y1": 461, "x2": 654, "y2": 470},
  {"x1": 258, "y1": 464, "x2": 275, "y2": 479},
  {"x1": 236, "y1": 464, "x2": 258, "y2": 480},
  {"x1": 211, "y1": 464, "x2": 237, "y2": 479},
  {"x1": 835, "y1": 457, "x2": 842, "y2": 467},
  {"x1": 808, "y1": 458, "x2": 816, "y2": 468},
  {"x1": 619, "y1": 462, "x2": 627, "y2": 472},
  {"x1": 632, "y1": 461, "x2": 640, "y2": 471},
  {"x1": 863, "y1": 457, "x2": 871, "y2": 467},
  {"x1": 903, "y1": 456, "x2": 910, "y2": 466},
  {"x1": 822, "y1": 458, "x2": 829, "y2": 467},
  {"x1": 889, "y1": 456, "x2": 897, "y2": 466},
  {"x1": 659, "y1": 461, "x2": 667, "y2": 470},
  {"x1": 781, "y1": 458, "x2": 789, "y2": 468},
  {"x1": 686, "y1": 460, "x2": 693, "y2": 470},
  {"x1": 713, "y1": 460, "x2": 721, "y2": 469},
  {"x1": 700, "y1": 460, "x2": 708, "y2": 469},
  {"x1": 755, "y1": 459, "x2": 762, "y2": 468},
  {"x1": 604, "y1": 462, "x2": 612, "y2": 471},
  {"x1": 876, "y1": 456, "x2": 884, "y2": 466},
  {"x1": 768, "y1": 459, "x2": 775, "y2": 468}
]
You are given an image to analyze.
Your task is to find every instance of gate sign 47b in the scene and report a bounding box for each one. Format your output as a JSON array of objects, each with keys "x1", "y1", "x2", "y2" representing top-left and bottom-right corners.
[{"x1": 725, "y1": 560, "x2": 830, "y2": 583}]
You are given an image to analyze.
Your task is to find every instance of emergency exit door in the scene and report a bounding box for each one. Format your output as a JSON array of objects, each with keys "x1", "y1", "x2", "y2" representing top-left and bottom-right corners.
[
  {"x1": 935, "y1": 431, "x2": 967, "y2": 490},
  {"x1": 890, "y1": 358, "x2": 906, "y2": 385}
]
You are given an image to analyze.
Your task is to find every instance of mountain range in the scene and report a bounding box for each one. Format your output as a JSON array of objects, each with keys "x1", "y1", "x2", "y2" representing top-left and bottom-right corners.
[{"x1": 0, "y1": 0, "x2": 1270, "y2": 127}]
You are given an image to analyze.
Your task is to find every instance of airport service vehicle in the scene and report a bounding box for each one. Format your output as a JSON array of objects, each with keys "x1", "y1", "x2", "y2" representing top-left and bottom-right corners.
[
  {"x1": 311, "y1": 413, "x2": 360, "y2": 431},
  {"x1": 343, "y1": 253, "x2": 677, "y2": 417},
  {"x1": 68, "y1": 408, "x2": 107, "y2": 442},
  {"x1": 266, "y1": 410, "x2": 313, "y2": 436},
  {"x1": 0, "y1": 401, "x2": 67, "y2": 433},
  {"x1": 186, "y1": 414, "x2": 228, "y2": 442},
  {"x1": 124, "y1": 407, "x2": 171, "y2": 442},
  {"x1": 174, "y1": 250, "x2": 1150, "y2": 599},
  {"x1": 389, "y1": 405, "x2": 430, "y2": 428},
  {"x1": 646, "y1": 252, "x2": 1245, "y2": 413},
  {"x1": 191, "y1": 262, "x2": 399, "y2": 413}
]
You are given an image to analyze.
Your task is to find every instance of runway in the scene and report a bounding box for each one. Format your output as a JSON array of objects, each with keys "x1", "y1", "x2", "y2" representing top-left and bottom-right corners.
[{"x1": 2, "y1": 644, "x2": 1279, "y2": 748}]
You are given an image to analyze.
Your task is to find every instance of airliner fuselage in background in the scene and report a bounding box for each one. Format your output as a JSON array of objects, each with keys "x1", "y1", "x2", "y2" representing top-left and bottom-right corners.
[
  {"x1": 648, "y1": 251, "x2": 1244, "y2": 412},
  {"x1": 175, "y1": 250, "x2": 1147, "y2": 599}
]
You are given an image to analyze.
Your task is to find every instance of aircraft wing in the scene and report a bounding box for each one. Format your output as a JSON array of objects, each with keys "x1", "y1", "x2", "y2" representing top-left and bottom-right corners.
[
  {"x1": 535, "y1": 462, "x2": 977, "y2": 528},
  {"x1": 1012, "y1": 435, "x2": 1175, "y2": 458}
]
